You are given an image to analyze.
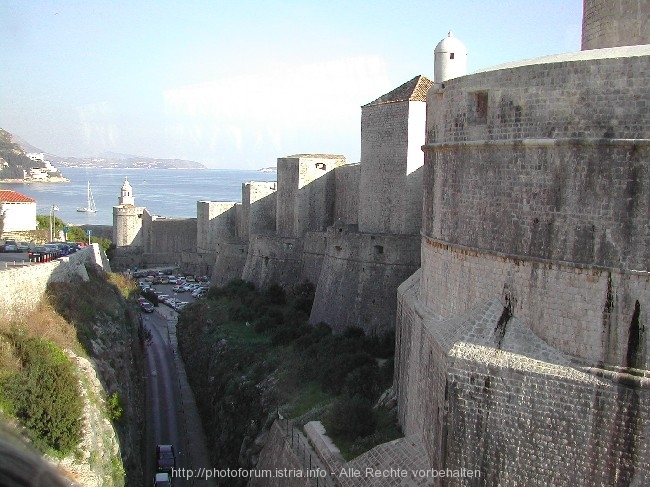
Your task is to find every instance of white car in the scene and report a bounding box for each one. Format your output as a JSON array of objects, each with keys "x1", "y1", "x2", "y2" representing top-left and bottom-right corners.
[{"x1": 172, "y1": 285, "x2": 186, "y2": 293}]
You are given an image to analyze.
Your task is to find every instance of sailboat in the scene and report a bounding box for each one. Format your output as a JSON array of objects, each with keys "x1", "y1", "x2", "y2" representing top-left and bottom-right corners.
[{"x1": 77, "y1": 182, "x2": 97, "y2": 213}]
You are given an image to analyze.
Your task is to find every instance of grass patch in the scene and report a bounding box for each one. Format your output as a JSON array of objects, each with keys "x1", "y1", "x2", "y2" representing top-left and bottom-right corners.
[
  {"x1": 323, "y1": 407, "x2": 402, "y2": 461},
  {"x1": 286, "y1": 382, "x2": 333, "y2": 418}
]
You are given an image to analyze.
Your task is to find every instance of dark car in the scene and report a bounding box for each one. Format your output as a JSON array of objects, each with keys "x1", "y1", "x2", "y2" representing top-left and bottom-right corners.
[
  {"x1": 28, "y1": 245, "x2": 52, "y2": 262},
  {"x1": 156, "y1": 444, "x2": 176, "y2": 472},
  {"x1": 140, "y1": 302, "x2": 154, "y2": 313},
  {"x1": 43, "y1": 244, "x2": 62, "y2": 258}
]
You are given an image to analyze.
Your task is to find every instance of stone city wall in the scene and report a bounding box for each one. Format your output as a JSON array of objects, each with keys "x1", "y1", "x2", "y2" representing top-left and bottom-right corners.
[
  {"x1": 242, "y1": 235, "x2": 304, "y2": 289},
  {"x1": 211, "y1": 240, "x2": 249, "y2": 286},
  {"x1": 395, "y1": 276, "x2": 650, "y2": 485},
  {"x1": 112, "y1": 205, "x2": 144, "y2": 247},
  {"x1": 301, "y1": 231, "x2": 327, "y2": 288},
  {"x1": 427, "y1": 46, "x2": 650, "y2": 144},
  {"x1": 333, "y1": 163, "x2": 360, "y2": 225},
  {"x1": 143, "y1": 216, "x2": 197, "y2": 256},
  {"x1": 249, "y1": 421, "x2": 311, "y2": 487},
  {"x1": 358, "y1": 102, "x2": 410, "y2": 234},
  {"x1": 197, "y1": 201, "x2": 238, "y2": 253},
  {"x1": 423, "y1": 139, "x2": 650, "y2": 270},
  {"x1": 445, "y1": 346, "x2": 649, "y2": 486},
  {"x1": 310, "y1": 226, "x2": 420, "y2": 334},
  {"x1": 276, "y1": 156, "x2": 344, "y2": 238},
  {"x1": 241, "y1": 182, "x2": 277, "y2": 241},
  {"x1": 418, "y1": 237, "x2": 650, "y2": 368}
]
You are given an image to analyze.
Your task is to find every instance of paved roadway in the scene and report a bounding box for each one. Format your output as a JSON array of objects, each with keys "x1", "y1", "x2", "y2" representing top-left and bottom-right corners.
[{"x1": 142, "y1": 282, "x2": 217, "y2": 487}]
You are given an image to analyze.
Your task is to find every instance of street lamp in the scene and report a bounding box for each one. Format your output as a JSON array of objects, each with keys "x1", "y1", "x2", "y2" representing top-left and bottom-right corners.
[{"x1": 49, "y1": 204, "x2": 59, "y2": 242}]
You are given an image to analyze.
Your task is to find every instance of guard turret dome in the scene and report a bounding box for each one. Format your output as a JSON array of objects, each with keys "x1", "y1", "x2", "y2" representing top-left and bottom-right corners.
[{"x1": 434, "y1": 31, "x2": 468, "y2": 86}]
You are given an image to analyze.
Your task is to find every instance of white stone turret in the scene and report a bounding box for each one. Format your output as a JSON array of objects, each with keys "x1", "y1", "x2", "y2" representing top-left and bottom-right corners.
[
  {"x1": 119, "y1": 177, "x2": 135, "y2": 206},
  {"x1": 113, "y1": 177, "x2": 143, "y2": 248},
  {"x1": 434, "y1": 31, "x2": 468, "y2": 87}
]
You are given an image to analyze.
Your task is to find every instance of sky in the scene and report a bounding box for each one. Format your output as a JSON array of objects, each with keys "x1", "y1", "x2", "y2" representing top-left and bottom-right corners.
[{"x1": 0, "y1": 1, "x2": 583, "y2": 169}]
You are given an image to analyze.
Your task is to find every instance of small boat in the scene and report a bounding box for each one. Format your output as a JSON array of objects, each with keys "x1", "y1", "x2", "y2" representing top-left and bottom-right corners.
[{"x1": 77, "y1": 181, "x2": 97, "y2": 213}]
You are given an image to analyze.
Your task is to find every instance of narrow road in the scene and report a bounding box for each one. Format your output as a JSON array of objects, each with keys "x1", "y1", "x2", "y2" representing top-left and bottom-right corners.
[{"x1": 143, "y1": 298, "x2": 217, "y2": 487}]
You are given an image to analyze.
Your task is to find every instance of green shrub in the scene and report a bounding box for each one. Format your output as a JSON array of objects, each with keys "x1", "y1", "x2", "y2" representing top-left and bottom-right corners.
[
  {"x1": 265, "y1": 283, "x2": 286, "y2": 305},
  {"x1": 287, "y1": 281, "x2": 315, "y2": 314},
  {"x1": 2, "y1": 335, "x2": 83, "y2": 454},
  {"x1": 253, "y1": 310, "x2": 284, "y2": 333},
  {"x1": 106, "y1": 392, "x2": 124, "y2": 421},
  {"x1": 342, "y1": 363, "x2": 382, "y2": 401},
  {"x1": 319, "y1": 352, "x2": 375, "y2": 395},
  {"x1": 327, "y1": 394, "x2": 377, "y2": 440},
  {"x1": 270, "y1": 322, "x2": 310, "y2": 346}
]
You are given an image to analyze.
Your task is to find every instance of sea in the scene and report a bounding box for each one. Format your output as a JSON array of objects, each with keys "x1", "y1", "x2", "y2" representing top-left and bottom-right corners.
[{"x1": 1, "y1": 167, "x2": 277, "y2": 227}]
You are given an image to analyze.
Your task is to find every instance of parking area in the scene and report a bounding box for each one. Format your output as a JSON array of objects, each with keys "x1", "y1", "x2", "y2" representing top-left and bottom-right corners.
[{"x1": 134, "y1": 269, "x2": 211, "y2": 314}]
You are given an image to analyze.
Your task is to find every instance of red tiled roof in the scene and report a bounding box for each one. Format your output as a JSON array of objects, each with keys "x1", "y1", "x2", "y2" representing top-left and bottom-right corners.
[{"x1": 0, "y1": 190, "x2": 36, "y2": 203}]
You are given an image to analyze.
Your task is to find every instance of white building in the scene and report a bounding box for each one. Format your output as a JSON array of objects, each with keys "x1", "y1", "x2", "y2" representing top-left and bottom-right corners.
[{"x1": 0, "y1": 190, "x2": 37, "y2": 232}]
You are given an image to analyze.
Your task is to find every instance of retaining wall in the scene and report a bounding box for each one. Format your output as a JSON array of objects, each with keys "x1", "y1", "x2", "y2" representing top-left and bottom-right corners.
[{"x1": 0, "y1": 244, "x2": 110, "y2": 321}]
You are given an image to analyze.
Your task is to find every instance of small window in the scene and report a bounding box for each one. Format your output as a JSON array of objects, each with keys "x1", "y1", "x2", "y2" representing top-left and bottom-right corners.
[
  {"x1": 374, "y1": 245, "x2": 384, "y2": 255},
  {"x1": 450, "y1": 52, "x2": 455, "y2": 59},
  {"x1": 315, "y1": 162, "x2": 326, "y2": 170},
  {"x1": 335, "y1": 245, "x2": 342, "y2": 252},
  {"x1": 475, "y1": 92, "x2": 488, "y2": 123}
]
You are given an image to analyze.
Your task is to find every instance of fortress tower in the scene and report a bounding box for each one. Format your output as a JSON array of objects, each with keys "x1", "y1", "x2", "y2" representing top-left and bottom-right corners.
[
  {"x1": 358, "y1": 76, "x2": 432, "y2": 235},
  {"x1": 394, "y1": 2, "x2": 650, "y2": 483},
  {"x1": 582, "y1": 0, "x2": 650, "y2": 50},
  {"x1": 112, "y1": 177, "x2": 144, "y2": 248}
]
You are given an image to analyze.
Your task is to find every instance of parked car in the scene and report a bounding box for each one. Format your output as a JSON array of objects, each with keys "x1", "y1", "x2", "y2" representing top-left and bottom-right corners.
[
  {"x1": 140, "y1": 302, "x2": 154, "y2": 313},
  {"x1": 17, "y1": 241, "x2": 30, "y2": 252},
  {"x1": 43, "y1": 244, "x2": 62, "y2": 258},
  {"x1": 153, "y1": 472, "x2": 172, "y2": 486},
  {"x1": 28, "y1": 245, "x2": 52, "y2": 262},
  {"x1": 156, "y1": 444, "x2": 176, "y2": 472},
  {"x1": 172, "y1": 285, "x2": 186, "y2": 293},
  {"x1": 2, "y1": 242, "x2": 19, "y2": 252}
]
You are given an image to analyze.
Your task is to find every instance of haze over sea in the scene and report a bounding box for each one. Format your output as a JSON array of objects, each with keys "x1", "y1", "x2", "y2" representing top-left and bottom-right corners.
[{"x1": 2, "y1": 167, "x2": 276, "y2": 227}]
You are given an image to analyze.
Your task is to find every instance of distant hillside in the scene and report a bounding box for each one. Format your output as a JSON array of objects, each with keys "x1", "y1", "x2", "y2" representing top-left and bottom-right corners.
[
  {"x1": 2, "y1": 128, "x2": 207, "y2": 170},
  {"x1": 51, "y1": 154, "x2": 207, "y2": 169},
  {"x1": 0, "y1": 128, "x2": 46, "y2": 179}
]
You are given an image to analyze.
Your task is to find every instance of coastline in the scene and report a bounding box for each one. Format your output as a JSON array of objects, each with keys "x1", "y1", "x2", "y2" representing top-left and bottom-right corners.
[{"x1": 0, "y1": 177, "x2": 70, "y2": 183}]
